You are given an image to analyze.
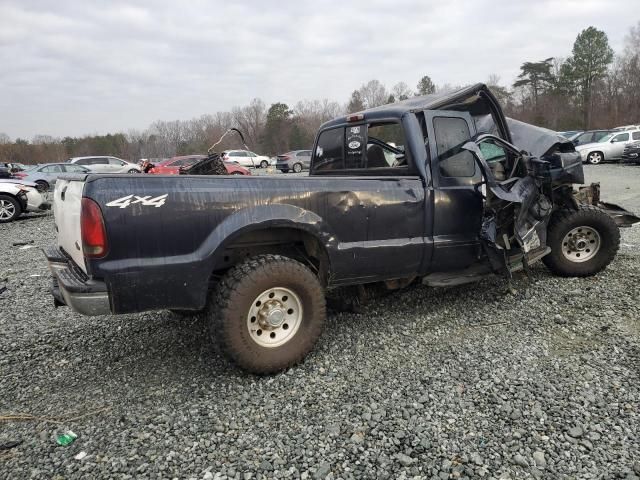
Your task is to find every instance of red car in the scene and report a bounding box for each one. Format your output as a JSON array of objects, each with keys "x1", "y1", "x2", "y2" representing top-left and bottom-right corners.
[{"x1": 149, "y1": 155, "x2": 251, "y2": 175}]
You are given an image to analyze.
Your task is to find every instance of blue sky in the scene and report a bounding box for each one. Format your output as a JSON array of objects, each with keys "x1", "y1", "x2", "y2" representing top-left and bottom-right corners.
[{"x1": 0, "y1": 0, "x2": 636, "y2": 139}]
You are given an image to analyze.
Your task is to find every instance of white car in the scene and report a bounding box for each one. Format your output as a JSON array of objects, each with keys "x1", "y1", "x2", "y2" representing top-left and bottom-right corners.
[
  {"x1": 68, "y1": 156, "x2": 142, "y2": 174},
  {"x1": 576, "y1": 129, "x2": 640, "y2": 164},
  {"x1": 222, "y1": 150, "x2": 271, "y2": 168},
  {"x1": 0, "y1": 179, "x2": 48, "y2": 223}
]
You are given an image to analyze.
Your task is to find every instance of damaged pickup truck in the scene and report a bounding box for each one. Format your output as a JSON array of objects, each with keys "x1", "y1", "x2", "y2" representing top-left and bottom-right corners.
[{"x1": 45, "y1": 84, "x2": 639, "y2": 373}]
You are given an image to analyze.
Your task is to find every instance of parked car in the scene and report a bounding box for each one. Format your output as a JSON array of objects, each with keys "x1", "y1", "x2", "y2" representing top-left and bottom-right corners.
[
  {"x1": 0, "y1": 162, "x2": 26, "y2": 173},
  {"x1": 571, "y1": 130, "x2": 612, "y2": 147},
  {"x1": 149, "y1": 155, "x2": 251, "y2": 175},
  {"x1": 46, "y1": 83, "x2": 639, "y2": 374},
  {"x1": 0, "y1": 166, "x2": 11, "y2": 179},
  {"x1": 576, "y1": 129, "x2": 640, "y2": 164},
  {"x1": 558, "y1": 130, "x2": 582, "y2": 139},
  {"x1": 68, "y1": 156, "x2": 142, "y2": 174},
  {"x1": 612, "y1": 124, "x2": 640, "y2": 131},
  {"x1": 13, "y1": 163, "x2": 90, "y2": 191},
  {"x1": 622, "y1": 141, "x2": 640, "y2": 165},
  {"x1": 275, "y1": 150, "x2": 312, "y2": 173},
  {"x1": 222, "y1": 150, "x2": 271, "y2": 168},
  {"x1": 0, "y1": 179, "x2": 48, "y2": 223}
]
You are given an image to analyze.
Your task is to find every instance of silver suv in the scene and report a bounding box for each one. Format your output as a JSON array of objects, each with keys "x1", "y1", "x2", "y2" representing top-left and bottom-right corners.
[{"x1": 576, "y1": 129, "x2": 640, "y2": 164}]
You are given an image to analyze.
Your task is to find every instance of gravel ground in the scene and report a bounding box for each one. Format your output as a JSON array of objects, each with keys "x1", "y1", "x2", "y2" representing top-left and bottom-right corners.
[{"x1": 0, "y1": 165, "x2": 639, "y2": 479}]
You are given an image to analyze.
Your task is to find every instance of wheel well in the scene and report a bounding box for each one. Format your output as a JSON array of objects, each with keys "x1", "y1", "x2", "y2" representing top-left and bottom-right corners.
[{"x1": 214, "y1": 228, "x2": 330, "y2": 286}]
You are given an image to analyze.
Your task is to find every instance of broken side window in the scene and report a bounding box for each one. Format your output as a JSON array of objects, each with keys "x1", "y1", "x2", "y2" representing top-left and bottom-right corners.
[{"x1": 433, "y1": 117, "x2": 476, "y2": 177}]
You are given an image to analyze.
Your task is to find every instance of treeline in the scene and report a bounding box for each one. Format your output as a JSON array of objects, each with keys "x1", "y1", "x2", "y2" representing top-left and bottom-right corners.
[{"x1": 1, "y1": 22, "x2": 639, "y2": 165}]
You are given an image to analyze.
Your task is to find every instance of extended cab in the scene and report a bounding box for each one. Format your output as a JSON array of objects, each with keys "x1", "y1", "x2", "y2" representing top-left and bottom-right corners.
[{"x1": 46, "y1": 84, "x2": 639, "y2": 373}]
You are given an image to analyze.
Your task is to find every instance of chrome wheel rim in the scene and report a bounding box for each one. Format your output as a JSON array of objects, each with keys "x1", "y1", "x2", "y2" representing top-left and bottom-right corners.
[
  {"x1": 561, "y1": 226, "x2": 601, "y2": 262},
  {"x1": 247, "y1": 287, "x2": 303, "y2": 348},
  {"x1": 588, "y1": 153, "x2": 602, "y2": 164},
  {"x1": 0, "y1": 199, "x2": 16, "y2": 220}
]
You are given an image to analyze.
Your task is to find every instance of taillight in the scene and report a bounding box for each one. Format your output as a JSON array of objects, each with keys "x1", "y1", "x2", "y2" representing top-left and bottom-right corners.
[{"x1": 81, "y1": 198, "x2": 108, "y2": 258}]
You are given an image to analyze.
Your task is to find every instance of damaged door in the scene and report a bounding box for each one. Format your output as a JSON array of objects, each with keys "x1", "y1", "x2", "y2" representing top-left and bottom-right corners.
[{"x1": 423, "y1": 111, "x2": 483, "y2": 271}]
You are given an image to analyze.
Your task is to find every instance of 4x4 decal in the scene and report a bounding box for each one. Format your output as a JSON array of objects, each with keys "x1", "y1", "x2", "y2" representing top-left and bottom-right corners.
[{"x1": 105, "y1": 194, "x2": 168, "y2": 209}]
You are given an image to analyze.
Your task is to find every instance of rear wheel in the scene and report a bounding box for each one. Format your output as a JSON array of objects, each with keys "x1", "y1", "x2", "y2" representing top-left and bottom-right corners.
[
  {"x1": 35, "y1": 180, "x2": 49, "y2": 192},
  {"x1": 207, "y1": 254, "x2": 325, "y2": 374},
  {"x1": 543, "y1": 205, "x2": 619, "y2": 277},
  {"x1": 0, "y1": 194, "x2": 21, "y2": 223},
  {"x1": 260, "y1": 160, "x2": 269, "y2": 169},
  {"x1": 128, "y1": 169, "x2": 139, "y2": 173},
  {"x1": 587, "y1": 151, "x2": 603, "y2": 165},
  {"x1": 293, "y1": 163, "x2": 302, "y2": 173},
  {"x1": 280, "y1": 169, "x2": 289, "y2": 174}
]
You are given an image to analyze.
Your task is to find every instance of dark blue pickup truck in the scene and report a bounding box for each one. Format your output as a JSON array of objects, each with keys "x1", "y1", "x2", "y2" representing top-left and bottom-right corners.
[{"x1": 46, "y1": 84, "x2": 638, "y2": 373}]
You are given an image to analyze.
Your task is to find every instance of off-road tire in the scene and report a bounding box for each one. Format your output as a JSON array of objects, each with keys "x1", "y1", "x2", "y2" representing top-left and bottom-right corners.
[
  {"x1": 0, "y1": 194, "x2": 21, "y2": 223},
  {"x1": 209, "y1": 254, "x2": 325, "y2": 374},
  {"x1": 293, "y1": 163, "x2": 303, "y2": 173},
  {"x1": 543, "y1": 205, "x2": 619, "y2": 277}
]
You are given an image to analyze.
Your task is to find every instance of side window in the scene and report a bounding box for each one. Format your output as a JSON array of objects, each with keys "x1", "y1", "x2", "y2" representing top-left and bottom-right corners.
[
  {"x1": 75, "y1": 158, "x2": 89, "y2": 165},
  {"x1": 314, "y1": 128, "x2": 344, "y2": 171},
  {"x1": 40, "y1": 165, "x2": 62, "y2": 173},
  {"x1": 248, "y1": 152, "x2": 257, "y2": 157},
  {"x1": 64, "y1": 164, "x2": 86, "y2": 172},
  {"x1": 109, "y1": 158, "x2": 125, "y2": 166},
  {"x1": 366, "y1": 123, "x2": 405, "y2": 168},
  {"x1": 433, "y1": 117, "x2": 475, "y2": 177},
  {"x1": 235, "y1": 151, "x2": 247, "y2": 157},
  {"x1": 632, "y1": 131, "x2": 640, "y2": 140},
  {"x1": 613, "y1": 133, "x2": 629, "y2": 142},
  {"x1": 594, "y1": 131, "x2": 609, "y2": 141},
  {"x1": 91, "y1": 157, "x2": 108, "y2": 165}
]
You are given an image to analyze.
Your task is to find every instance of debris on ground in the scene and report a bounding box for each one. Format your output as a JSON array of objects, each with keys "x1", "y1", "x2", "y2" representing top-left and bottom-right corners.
[{"x1": 55, "y1": 431, "x2": 77, "y2": 446}]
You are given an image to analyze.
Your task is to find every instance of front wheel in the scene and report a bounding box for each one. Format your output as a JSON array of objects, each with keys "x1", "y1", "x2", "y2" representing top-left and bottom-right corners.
[
  {"x1": 587, "y1": 152, "x2": 603, "y2": 165},
  {"x1": 208, "y1": 254, "x2": 325, "y2": 374},
  {"x1": 0, "y1": 194, "x2": 22, "y2": 223},
  {"x1": 543, "y1": 205, "x2": 620, "y2": 277},
  {"x1": 260, "y1": 160, "x2": 269, "y2": 169}
]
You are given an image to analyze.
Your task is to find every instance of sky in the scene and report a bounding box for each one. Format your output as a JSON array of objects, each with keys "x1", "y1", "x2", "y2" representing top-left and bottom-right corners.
[{"x1": 0, "y1": 0, "x2": 636, "y2": 139}]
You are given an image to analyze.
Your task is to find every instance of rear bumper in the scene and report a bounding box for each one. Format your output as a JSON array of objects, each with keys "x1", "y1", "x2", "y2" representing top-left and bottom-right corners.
[{"x1": 44, "y1": 245, "x2": 111, "y2": 316}]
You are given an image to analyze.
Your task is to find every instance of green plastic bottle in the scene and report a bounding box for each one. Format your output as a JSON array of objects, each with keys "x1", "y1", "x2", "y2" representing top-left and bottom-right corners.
[{"x1": 56, "y1": 431, "x2": 77, "y2": 446}]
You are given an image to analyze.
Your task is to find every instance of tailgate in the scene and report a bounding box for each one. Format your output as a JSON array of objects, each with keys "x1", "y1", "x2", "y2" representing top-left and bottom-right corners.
[{"x1": 54, "y1": 178, "x2": 86, "y2": 273}]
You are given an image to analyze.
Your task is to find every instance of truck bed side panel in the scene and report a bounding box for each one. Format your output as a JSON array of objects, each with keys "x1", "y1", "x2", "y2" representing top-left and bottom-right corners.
[{"x1": 81, "y1": 175, "x2": 427, "y2": 313}]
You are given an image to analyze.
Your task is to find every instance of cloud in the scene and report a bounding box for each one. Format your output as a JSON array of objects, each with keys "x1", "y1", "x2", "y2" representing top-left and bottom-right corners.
[{"x1": 0, "y1": 0, "x2": 635, "y2": 139}]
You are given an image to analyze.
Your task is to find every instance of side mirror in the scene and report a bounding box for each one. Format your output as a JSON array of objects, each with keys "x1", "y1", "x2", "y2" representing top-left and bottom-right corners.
[{"x1": 610, "y1": 138, "x2": 616, "y2": 143}]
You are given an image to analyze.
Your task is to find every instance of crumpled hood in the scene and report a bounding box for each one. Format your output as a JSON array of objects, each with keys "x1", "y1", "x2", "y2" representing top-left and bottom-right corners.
[{"x1": 507, "y1": 118, "x2": 575, "y2": 158}]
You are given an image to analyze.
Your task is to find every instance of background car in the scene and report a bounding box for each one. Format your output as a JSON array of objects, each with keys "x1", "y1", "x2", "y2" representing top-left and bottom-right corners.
[
  {"x1": 149, "y1": 155, "x2": 251, "y2": 175},
  {"x1": 275, "y1": 150, "x2": 312, "y2": 173},
  {"x1": 557, "y1": 130, "x2": 582, "y2": 139},
  {"x1": 0, "y1": 162, "x2": 26, "y2": 173},
  {"x1": 222, "y1": 150, "x2": 271, "y2": 168},
  {"x1": 576, "y1": 129, "x2": 640, "y2": 164},
  {"x1": 570, "y1": 129, "x2": 612, "y2": 146},
  {"x1": 68, "y1": 156, "x2": 142, "y2": 173},
  {"x1": 612, "y1": 124, "x2": 640, "y2": 131},
  {"x1": 0, "y1": 179, "x2": 47, "y2": 223},
  {"x1": 13, "y1": 162, "x2": 90, "y2": 191},
  {"x1": 622, "y1": 141, "x2": 640, "y2": 165}
]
